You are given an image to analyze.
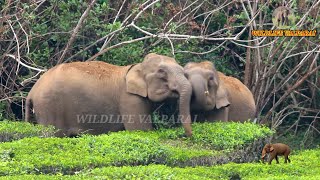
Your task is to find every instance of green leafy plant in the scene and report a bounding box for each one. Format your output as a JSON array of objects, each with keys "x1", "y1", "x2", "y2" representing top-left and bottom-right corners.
[
  {"x1": 0, "y1": 122, "x2": 272, "y2": 175},
  {"x1": 1, "y1": 148, "x2": 319, "y2": 179},
  {"x1": 0, "y1": 121, "x2": 55, "y2": 142}
]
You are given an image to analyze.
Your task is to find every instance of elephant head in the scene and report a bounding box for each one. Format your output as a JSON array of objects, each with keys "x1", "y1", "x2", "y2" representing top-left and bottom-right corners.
[
  {"x1": 184, "y1": 61, "x2": 230, "y2": 111},
  {"x1": 126, "y1": 53, "x2": 193, "y2": 136}
]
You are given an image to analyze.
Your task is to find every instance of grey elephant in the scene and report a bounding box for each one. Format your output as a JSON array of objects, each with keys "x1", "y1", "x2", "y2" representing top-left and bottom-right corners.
[
  {"x1": 184, "y1": 61, "x2": 256, "y2": 122},
  {"x1": 25, "y1": 53, "x2": 193, "y2": 137}
]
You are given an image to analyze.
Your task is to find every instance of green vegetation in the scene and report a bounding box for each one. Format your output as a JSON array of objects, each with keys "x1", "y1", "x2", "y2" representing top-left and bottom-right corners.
[
  {"x1": 1, "y1": 148, "x2": 319, "y2": 179},
  {"x1": 159, "y1": 122, "x2": 272, "y2": 150},
  {"x1": 0, "y1": 120, "x2": 317, "y2": 179},
  {"x1": 0, "y1": 121, "x2": 271, "y2": 176},
  {"x1": 80, "y1": 148, "x2": 320, "y2": 179},
  {"x1": 0, "y1": 121, "x2": 55, "y2": 142}
]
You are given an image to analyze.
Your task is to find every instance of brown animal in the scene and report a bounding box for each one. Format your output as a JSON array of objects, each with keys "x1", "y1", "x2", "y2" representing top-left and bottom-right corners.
[
  {"x1": 273, "y1": 6, "x2": 291, "y2": 27},
  {"x1": 184, "y1": 61, "x2": 256, "y2": 122},
  {"x1": 25, "y1": 53, "x2": 193, "y2": 137},
  {"x1": 261, "y1": 143, "x2": 291, "y2": 164}
]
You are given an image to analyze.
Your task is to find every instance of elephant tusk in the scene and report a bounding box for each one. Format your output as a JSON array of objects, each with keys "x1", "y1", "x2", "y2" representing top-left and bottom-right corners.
[{"x1": 204, "y1": 91, "x2": 209, "y2": 95}]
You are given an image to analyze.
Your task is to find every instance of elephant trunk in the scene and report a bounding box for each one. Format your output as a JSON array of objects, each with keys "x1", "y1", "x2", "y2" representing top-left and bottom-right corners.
[
  {"x1": 190, "y1": 74, "x2": 214, "y2": 111},
  {"x1": 175, "y1": 74, "x2": 193, "y2": 137}
]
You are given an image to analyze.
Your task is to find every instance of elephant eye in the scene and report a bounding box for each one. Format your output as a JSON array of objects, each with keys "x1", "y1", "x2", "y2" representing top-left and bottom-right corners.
[
  {"x1": 158, "y1": 68, "x2": 165, "y2": 73},
  {"x1": 158, "y1": 68, "x2": 166, "y2": 75},
  {"x1": 208, "y1": 76, "x2": 216, "y2": 87},
  {"x1": 157, "y1": 68, "x2": 167, "y2": 79}
]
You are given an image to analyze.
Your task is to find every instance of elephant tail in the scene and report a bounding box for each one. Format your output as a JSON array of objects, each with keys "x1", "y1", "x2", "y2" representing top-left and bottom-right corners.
[{"x1": 25, "y1": 97, "x2": 32, "y2": 122}]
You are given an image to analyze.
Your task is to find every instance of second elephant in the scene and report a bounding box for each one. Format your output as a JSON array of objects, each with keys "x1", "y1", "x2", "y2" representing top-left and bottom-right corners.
[{"x1": 184, "y1": 61, "x2": 256, "y2": 122}]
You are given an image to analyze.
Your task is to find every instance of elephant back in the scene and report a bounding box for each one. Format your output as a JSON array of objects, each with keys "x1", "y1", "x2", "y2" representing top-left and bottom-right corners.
[
  {"x1": 218, "y1": 72, "x2": 256, "y2": 122},
  {"x1": 60, "y1": 61, "x2": 130, "y2": 80}
]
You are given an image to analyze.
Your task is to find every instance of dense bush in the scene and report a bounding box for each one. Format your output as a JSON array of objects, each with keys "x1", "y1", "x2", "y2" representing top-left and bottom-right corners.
[
  {"x1": 2, "y1": 148, "x2": 319, "y2": 179},
  {"x1": 0, "y1": 122, "x2": 271, "y2": 175},
  {"x1": 0, "y1": 121, "x2": 55, "y2": 142},
  {"x1": 80, "y1": 148, "x2": 320, "y2": 179},
  {"x1": 158, "y1": 122, "x2": 273, "y2": 150},
  {"x1": 3, "y1": 0, "x2": 226, "y2": 67}
]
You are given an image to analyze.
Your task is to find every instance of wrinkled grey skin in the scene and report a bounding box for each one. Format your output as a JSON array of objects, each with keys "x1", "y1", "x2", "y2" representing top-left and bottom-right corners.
[
  {"x1": 184, "y1": 61, "x2": 256, "y2": 122},
  {"x1": 25, "y1": 53, "x2": 192, "y2": 137}
]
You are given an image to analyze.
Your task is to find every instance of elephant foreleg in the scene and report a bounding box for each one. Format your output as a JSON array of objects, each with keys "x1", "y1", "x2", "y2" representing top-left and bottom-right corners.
[
  {"x1": 223, "y1": 106, "x2": 229, "y2": 122},
  {"x1": 205, "y1": 106, "x2": 229, "y2": 122},
  {"x1": 268, "y1": 153, "x2": 275, "y2": 165},
  {"x1": 120, "y1": 93, "x2": 153, "y2": 131},
  {"x1": 275, "y1": 155, "x2": 279, "y2": 164}
]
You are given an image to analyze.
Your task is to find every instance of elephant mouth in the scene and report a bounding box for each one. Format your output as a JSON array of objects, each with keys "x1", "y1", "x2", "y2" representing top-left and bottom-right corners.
[
  {"x1": 201, "y1": 96, "x2": 214, "y2": 110},
  {"x1": 155, "y1": 89, "x2": 169, "y2": 95},
  {"x1": 204, "y1": 104, "x2": 215, "y2": 111},
  {"x1": 170, "y1": 90, "x2": 179, "y2": 98},
  {"x1": 155, "y1": 89, "x2": 179, "y2": 98},
  {"x1": 191, "y1": 95, "x2": 214, "y2": 111}
]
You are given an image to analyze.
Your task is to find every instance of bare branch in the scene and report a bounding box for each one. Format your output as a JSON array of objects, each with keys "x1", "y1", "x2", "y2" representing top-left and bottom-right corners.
[
  {"x1": 4, "y1": 54, "x2": 47, "y2": 72},
  {"x1": 57, "y1": 0, "x2": 97, "y2": 64},
  {"x1": 87, "y1": 36, "x2": 154, "y2": 61}
]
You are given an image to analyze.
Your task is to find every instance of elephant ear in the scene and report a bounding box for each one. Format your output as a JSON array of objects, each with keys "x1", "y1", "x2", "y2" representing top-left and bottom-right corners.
[
  {"x1": 126, "y1": 64, "x2": 147, "y2": 97},
  {"x1": 216, "y1": 82, "x2": 230, "y2": 109},
  {"x1": 184, "y1": 62, "x2": 196, "y2": 70},
  {"x1": 270, "y1": 146, "x2": 274, "y2": 152}
]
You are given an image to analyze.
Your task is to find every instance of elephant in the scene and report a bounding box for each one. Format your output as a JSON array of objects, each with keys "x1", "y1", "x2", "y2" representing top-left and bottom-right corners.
[
  {"x1": 184, "y1": 61, "x2": 256, "y2": 122},
  {"x1": 261, "y1": 143, "x2": 291, "y2": 164},
  {"x1": 25, "y1": 53, "x2": 193, "y2": 137}
]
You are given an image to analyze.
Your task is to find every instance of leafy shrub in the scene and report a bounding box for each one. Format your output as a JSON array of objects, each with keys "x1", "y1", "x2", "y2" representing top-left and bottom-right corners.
[
  {"x1": 157, "y1": 122, "x2": 273, "y2": 150},
  {"x1": 0, "y1": 121, "x2": 55, "y2": 142},
  {"x1": 4, "y1": 148, "x2": 316, "y2": 179},
  {"x1": 0, "y1": 122, "x2": 271, "y2": 175}
]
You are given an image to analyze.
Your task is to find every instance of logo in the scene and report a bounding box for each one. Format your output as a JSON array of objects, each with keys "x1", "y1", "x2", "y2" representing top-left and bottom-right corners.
[
  {"x1": 249, "y1": 2, "x2": 317, "y2": 37},
  {"x1": 251, "y1": 30, "x2": 317, "y2": 37}
]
